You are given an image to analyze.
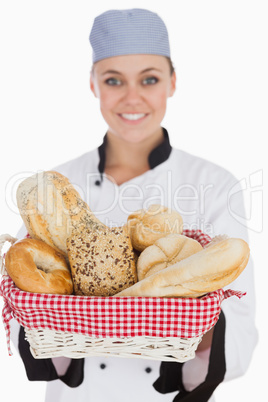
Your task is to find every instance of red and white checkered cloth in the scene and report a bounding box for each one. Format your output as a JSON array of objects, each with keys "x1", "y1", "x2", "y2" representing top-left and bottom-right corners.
[{"x1": 0, "y1": 230, "x2": 246, "y2": 356}]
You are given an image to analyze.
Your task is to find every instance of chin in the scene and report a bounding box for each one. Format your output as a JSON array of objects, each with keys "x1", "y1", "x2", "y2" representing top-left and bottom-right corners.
[{"x1": 111, "y1": 127, "x2": 161, "y2": 145}]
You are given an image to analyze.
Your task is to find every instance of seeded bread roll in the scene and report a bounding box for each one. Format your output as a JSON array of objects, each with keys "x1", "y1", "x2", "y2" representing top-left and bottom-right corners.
[
  {"x1": 127, "y1": 204, "x2": 183, "y2": 252},
  {"x1": 137, "y1": 234, "x2": 203, "y2": 281},
  {"x1": 116, "y1": 238, "x2": 250, "y2": 298},
  {"x1": 67, "y1": 224, "x2": 137, "y2": 296}
]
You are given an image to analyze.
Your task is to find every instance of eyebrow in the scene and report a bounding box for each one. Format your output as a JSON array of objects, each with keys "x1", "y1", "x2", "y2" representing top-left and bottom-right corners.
[{"x1": 101, "y1": 67, "x2": 163, "y2": 76}]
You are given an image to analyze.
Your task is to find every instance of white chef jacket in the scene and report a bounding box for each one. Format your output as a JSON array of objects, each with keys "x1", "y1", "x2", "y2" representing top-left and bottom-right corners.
[{"x1": 12, "y1": 129, "x2": 258, "y2": 402}]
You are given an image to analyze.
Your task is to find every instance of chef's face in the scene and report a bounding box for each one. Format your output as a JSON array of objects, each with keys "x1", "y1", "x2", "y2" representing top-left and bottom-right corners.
[{"x1": 90, "y1": 54, "x2": 176, "y2": 144}]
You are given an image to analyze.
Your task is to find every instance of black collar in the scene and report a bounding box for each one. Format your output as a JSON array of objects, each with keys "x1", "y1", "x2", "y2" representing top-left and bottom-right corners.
[{"x1": 96, "y1": 128, "x2": 172, "y2": 185}]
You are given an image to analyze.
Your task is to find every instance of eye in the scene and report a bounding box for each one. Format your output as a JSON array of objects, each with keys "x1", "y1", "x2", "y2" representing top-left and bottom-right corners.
[
  {"x1": 142, "y1": 76, "x2": 159, "y2": 85},
  {"x1": 105, "y1": 77, "x2": 122, "y2": 86}
]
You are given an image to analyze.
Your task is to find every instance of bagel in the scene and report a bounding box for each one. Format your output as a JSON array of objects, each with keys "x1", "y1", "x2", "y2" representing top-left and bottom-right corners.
[
  {"x1": 127, "y1": 204, "x2": 183, "y2": 252},
  {"x1": 5, "y1": 238, "x2": 73, "y2": 294}
]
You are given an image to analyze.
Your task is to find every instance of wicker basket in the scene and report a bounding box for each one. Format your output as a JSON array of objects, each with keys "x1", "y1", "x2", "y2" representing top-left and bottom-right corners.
[
  {"x1": 0, "y1": 274, "x2": 230, "y2": 363},
  {"x1": 1, "y1": 231, "x2": 241, "y2": 363},
  {"x1": 25, "y1": 328, "x2": 202, "y2": 362}
]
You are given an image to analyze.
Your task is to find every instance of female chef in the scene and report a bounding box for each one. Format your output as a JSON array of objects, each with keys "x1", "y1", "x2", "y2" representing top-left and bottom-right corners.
[{"x1": 12, "y1": 8, "x2": 257, "y2": 402}]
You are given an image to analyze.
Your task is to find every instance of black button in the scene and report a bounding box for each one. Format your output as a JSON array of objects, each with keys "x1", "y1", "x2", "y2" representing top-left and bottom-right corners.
[
  {"x1": 145, "y1": 367, "x2": 152, "y2": 373},
  {"x1": 95, "y1": 180, "x2": 101, "y2": 186},
  {"x1": 100, "y1": 363, "x2": 106, "y2": 369}
]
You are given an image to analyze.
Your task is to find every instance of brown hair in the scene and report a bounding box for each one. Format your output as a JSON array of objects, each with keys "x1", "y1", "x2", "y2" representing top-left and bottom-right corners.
[
  {"x1": 91, "y1": 56, "x2": 175, "y2": 76},
  {"x1": 166, "y1": 57, "x2": 175, "y2": 75}
]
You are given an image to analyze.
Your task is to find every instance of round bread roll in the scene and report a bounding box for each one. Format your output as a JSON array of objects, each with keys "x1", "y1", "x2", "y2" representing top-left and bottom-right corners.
[
  {"x1": 16, "y1": 171, "x2": 100, "y2": 256},
  {"x1": 5, "y1": 238, "x2": 73, "y2": 294},
  {"x1": 127, "y1": 204, "x2": 183, "y2": 252},
  {"x1": 137, "y1": 234, "x2": 203, "y2": 281}
]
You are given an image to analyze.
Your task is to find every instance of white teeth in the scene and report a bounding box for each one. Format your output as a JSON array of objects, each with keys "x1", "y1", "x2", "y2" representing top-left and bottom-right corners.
[{"x1": 121, "y1": 113, "x2": 146, "y2": 120}]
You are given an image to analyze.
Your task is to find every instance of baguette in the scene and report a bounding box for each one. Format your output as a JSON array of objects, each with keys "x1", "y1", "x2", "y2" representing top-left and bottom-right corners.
[{"x1": 115, "y1": 238, "x2": 250, "y2": 298}]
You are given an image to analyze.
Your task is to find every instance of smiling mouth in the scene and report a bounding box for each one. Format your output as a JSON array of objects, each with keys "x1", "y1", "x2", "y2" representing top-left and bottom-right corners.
[{"x1": 118, "y1": 113, "x2": 148, "y2": 122}]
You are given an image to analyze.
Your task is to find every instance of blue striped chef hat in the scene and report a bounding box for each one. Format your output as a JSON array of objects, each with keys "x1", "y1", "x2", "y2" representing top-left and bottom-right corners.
[{"x1": 89, "y1": 9, "x2": 170, "y2": 63}]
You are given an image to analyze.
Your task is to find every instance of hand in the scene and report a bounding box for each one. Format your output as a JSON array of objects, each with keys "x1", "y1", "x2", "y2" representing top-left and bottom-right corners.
[{"x1": 197, "y1": 327, "x2": 215, "y2": 352}]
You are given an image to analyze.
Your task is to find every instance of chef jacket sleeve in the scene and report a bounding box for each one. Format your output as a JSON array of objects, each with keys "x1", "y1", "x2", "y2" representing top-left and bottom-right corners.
[
  {"x1": 204, "y1": 170, "x2": 258, "y2": 381},
  {"x1": 11, "y1": 225, "x2": 85, "y2": 388},
  {"x1": 9, "y1": 309, "x2": 85, "y2": 387},
  {"x1": 182, "y1": 169, "x2": 258, "y2": 386},
  {"x1": 154, "y1": 311, "x2": 226, "y2": 401},
  {"x1": 154, "y1": 170, "x2": 258, "y2": 400}
]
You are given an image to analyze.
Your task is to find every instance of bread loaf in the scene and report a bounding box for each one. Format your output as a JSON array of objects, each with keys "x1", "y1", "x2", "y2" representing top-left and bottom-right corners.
[
  {"x1": 127, "y1": 204, "x2": 183, "y2": 252},
  {"x1": 137, "y1": 234, "x2": 203, "y2": 280},
  {"x1": 16, "y1": 171, "x2": 94, "y2": 256},
  {"x1": 115, "y1": 238, "x2": 250, "y2": 298}
]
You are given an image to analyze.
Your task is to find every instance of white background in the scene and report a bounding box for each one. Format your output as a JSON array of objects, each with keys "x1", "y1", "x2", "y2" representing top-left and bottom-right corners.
[{"x1": 0, "y1": 0, "x2": 267, "y2": 400}]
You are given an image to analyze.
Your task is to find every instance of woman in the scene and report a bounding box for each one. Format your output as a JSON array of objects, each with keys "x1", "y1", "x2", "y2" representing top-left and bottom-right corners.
[{"x1": 13, "y1": 8, "x2": 257, "y2": 402}]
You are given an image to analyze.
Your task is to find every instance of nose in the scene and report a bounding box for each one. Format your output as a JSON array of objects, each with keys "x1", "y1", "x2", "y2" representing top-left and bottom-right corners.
[{"x1": 123, "y1": 84, "x2": 143, "y2": 105}]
